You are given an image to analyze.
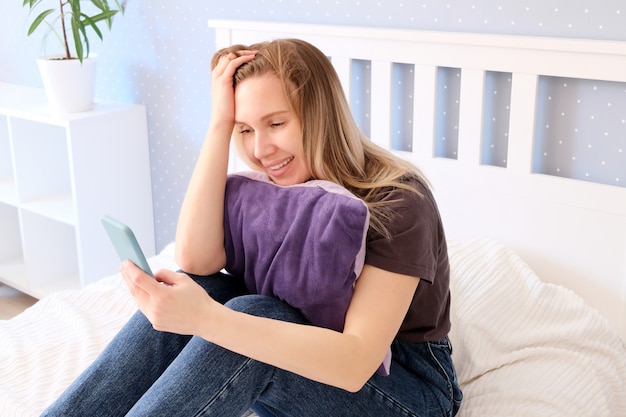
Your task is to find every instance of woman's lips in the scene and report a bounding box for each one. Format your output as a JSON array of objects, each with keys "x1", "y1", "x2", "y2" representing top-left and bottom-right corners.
[{"x1": 268, "y1": 156, "x2": 294, "y2": 171}]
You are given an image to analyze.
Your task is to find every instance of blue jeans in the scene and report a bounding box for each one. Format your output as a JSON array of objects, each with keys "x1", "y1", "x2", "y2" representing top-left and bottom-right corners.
[{"x1": 41, "y1": 273, "x2": 462, "y2": 417}]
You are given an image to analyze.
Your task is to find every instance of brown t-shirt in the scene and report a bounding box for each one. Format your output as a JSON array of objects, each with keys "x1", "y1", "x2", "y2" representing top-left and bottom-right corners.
[{"x1": 364, "y1": 176, "x2": 451, "y2": 343}]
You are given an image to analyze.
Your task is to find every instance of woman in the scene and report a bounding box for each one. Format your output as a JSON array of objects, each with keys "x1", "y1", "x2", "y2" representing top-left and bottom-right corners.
[{"x1": 42, "y1": 38, "x2": 462, "y2": 416}]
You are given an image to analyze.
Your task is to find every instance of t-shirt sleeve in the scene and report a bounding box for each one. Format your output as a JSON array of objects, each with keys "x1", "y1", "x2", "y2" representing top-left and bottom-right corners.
[{"x1": 364, "y1": 180, "x2": 442, "y2": 284}]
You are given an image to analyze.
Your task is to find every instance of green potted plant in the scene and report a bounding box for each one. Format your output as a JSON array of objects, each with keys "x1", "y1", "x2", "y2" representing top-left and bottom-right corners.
[{"x1": 22, "y1": 0, "x2": 126, "y2": 112}]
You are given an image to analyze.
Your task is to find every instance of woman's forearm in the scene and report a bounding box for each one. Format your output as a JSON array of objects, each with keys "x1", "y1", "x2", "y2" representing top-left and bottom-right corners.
[
  {"x1": 175, "y1": 122, "x2": 232, "y2": 274},
  {"x1": 176, "y1": 51, "x2": 256, "y2": 274},
  {"x1": 192, "y1": 265, "x2": 417, "y2": 393},
  {"x1": 199, "y1": 302, "x2": 380, "y2": 393}
]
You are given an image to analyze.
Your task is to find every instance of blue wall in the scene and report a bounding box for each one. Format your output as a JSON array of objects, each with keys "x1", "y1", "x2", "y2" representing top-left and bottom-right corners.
[{"x1": 2, "y1": 1, "x2": 625, "y2": 250}]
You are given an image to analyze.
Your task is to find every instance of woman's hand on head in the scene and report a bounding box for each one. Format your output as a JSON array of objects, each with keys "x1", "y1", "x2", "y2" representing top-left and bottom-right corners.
[
  {"x1": 210, "y1": 50, "x2": 257, "y2": 129},
  {"x1": 120, "y1": 261, "x2": 215, "y2": 335}
]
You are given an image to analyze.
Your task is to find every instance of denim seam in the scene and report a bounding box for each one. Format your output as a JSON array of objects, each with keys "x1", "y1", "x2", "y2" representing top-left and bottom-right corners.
[
  {"x1": 426, "y1": 342, "x2": 454, "y2": 417},
  {"x1": 362, "y1": 380, "x2": 418, "y2": 417},
  {"x1": 193, "y1": 357, "x2": 256, "y2": 417}
]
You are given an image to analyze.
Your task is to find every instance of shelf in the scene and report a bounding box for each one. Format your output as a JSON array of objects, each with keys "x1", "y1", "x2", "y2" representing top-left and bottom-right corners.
[
  {"x1": 20, "y1": 194, "x2": 75, "y2": 225},
  {"x1": 0, "y1": 115, "x2": 15, "y2": 204},
  {"x1": 0, "y1": 83, "x2": 133, "y2": 126},
  {"x1": 21, "y1": 211, "x2": 79, "y2": 289},
  {"x1": 0, "y1": 83, "x2": 155, "y2": 298},
  {"x1": 0, "y1": 203, "x2": 25, "y2": 289},
  {"x1": 0, "y1": 181, "x2": 18, "y2": 205},
  {"x1": 0, "y1": 203, "x2": 22, "y2": 255},
  {"x1": 0, "y1": 260, "x2": 28, "y2": 293},
  {"x1": 0, "y1": 83, "x2": 49, "y2": 118},
  {"x1": 10, "y1": 118, "x2": 72, "y2": 203}
]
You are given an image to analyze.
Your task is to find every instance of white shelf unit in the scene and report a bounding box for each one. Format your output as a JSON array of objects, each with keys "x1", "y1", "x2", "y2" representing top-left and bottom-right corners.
[{"x1": 0, "y1": 82, "x2": 155, "y2": 298}]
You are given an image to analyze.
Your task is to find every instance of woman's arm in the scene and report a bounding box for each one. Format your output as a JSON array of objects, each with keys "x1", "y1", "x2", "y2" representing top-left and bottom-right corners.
[
  {"x1": 175, "y1": 51, "x2": 256, "y2": 274},
  {"x1": 174, "y1": 124, "x2": 230, "y2": 274},
  {"x1": 206, "y1": 264, "x2": 420, "y2": 392},
  {"x1": 122, "y1": 262, "x2": 419, "y2": 392}
]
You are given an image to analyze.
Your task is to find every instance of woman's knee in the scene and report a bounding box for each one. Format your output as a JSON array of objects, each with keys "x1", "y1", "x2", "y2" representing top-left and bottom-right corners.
[
  {"x1": 225, "y1": 295, "x2": 309, "y2": 325},
  {"x1": 179, "y1": 270, "x2": 248, "y2": 304}
]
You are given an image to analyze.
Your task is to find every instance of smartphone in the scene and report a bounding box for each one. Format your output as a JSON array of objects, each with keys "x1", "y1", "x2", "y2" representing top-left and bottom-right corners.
[{"x1": 101, "y1": 215, "x2": 154, "y2": 277}]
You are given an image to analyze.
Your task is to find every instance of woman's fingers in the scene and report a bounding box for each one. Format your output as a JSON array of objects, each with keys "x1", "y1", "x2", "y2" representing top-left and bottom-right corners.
[
  {"x1": 122, "y1": 267, "x2": 214, "y2": 335},
  {"x1": 210, "y1": 50, "x2": 257, "y2": 126},
  {"x1": 120, "y1": 260, "x2": 158, "y2": 296},
  {"x1": 154, "y1": 268, "x2": 180, "y2": 286},
  {"x1": 214, "y1": 50, "x2": 257, "y2": 75}
]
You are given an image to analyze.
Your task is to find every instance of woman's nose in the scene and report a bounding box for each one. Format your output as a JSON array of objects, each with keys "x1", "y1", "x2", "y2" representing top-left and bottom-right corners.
[{"x1": 253, "y1": 131, "x2": 275, "y2": 160}]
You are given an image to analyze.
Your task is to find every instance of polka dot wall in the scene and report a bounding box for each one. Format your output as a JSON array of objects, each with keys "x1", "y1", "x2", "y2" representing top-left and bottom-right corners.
[
  {"x1": 2, "y1": 1, "x2": 625, "y2": 250},
  {"x1": 533, "y1": 77, "x2": 626, "y2": 185}
]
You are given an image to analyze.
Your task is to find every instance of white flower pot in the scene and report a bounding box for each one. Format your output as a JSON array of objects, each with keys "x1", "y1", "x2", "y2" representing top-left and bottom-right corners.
[{"x1": 37, "y1": 56, "x2": 97, "y2": 113}]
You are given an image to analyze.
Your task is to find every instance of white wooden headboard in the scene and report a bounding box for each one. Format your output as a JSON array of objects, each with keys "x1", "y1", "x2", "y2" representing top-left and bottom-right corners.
[{"x1": 208, "y1": 19, "x2": 626, "y2": 341}]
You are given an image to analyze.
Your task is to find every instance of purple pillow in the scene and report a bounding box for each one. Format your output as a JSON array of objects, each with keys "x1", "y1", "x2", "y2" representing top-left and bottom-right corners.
[
  {"x1": 223, "y1": 171, "x2": 391, "y2": 376},
  {"x1": 223, "y1": 171, "x2": 368, "y2": 331}
]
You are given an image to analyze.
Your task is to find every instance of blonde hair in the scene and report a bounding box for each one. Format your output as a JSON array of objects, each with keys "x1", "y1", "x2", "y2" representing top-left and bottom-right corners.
[{"x1": 212, "y1": 39, "x2": 427, "y2": 237}]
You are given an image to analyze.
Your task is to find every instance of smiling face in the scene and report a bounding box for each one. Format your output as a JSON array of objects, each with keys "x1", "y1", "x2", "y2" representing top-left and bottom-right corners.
[{"x1": 234, "y1": 73, "x2": 312, "y2": 186}]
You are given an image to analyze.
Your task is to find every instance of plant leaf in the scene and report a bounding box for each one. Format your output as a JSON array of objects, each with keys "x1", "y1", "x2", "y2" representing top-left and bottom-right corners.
[
  {"x1": 25, "y1": 0, "x2": 123, "y2": 62},
  {"x1": 23, "y1": 0, "x2": 41, "y2": 8},
  {"x1": 77, "y1": 14, "x2": 91, "y2": 60},
  {"x1": 114, "y1": 0, "x2": 127, "y2": 14},
  {"x1": 70, "y1": 17, "x2": 84, "y2": 62},
  {"x1": 82, "y1": 27, "x2": 91, "y2": 60},
  {"x1": 82, "y1": 10, "x2": 119, "y2": 32},
  {"x1": 84, "y1": 10, "x2": 119, "y2": 24},
  {"x1": 90, "y1": 0, "x2": 107, "y2": 12},
  {"x1": 41, "y1": 17, "x2": 64, "y2": 52},
  {"x1": 80, "y1": 14, "x2": 104, "y2": 41},
  {"x1": 27, "y1": 9, "x2": 55, "y2": 36},
  {"x1": 90, "y1": 0, "x2": 114, "y2": 30},
  {"x1": 69, "y1": 0, "x2": 81, "y2": 21}
]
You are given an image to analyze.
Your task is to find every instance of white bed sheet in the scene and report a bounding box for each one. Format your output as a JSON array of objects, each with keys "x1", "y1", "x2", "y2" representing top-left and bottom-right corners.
[{"x1": 1, "y1": 240, "x2": 625, "y2": 416}]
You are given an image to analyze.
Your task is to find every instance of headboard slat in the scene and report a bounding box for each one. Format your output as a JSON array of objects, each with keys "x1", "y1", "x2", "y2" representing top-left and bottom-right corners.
[
  {"x1": 458, "y1": 68, "x2": 486, "y2": 167},
  {"x1": 411, "y1": 64, "x2": 437, "y2": 161},
  {"x1": 330, "y1": 56, "x2": 352, "y2": 102},
  {"x1": 507, "y1": 73, "x2": 539, "y2": 174}
]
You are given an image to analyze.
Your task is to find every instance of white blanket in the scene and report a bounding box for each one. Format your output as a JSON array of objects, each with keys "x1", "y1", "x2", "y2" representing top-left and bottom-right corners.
[
  {"x1": 0, "y1": 246, "x2": 173, "y2": 416},
  {"x1": 1, "y1": 240, "x2": 625, "y2": 416},
  {"x1": 448, "y1": 239, "x2": 626, "y2": 416}
]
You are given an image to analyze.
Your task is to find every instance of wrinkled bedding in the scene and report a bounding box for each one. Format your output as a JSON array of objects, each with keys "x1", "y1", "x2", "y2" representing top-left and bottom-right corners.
[{"x1": 1, "y1": 239, "x2": 625, "y2": 416}]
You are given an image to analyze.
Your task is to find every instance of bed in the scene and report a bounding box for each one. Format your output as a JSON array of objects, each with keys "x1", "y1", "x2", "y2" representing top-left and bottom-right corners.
[{"x1": 1, "y1": 19, "x2": 626, "y2": 417}]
